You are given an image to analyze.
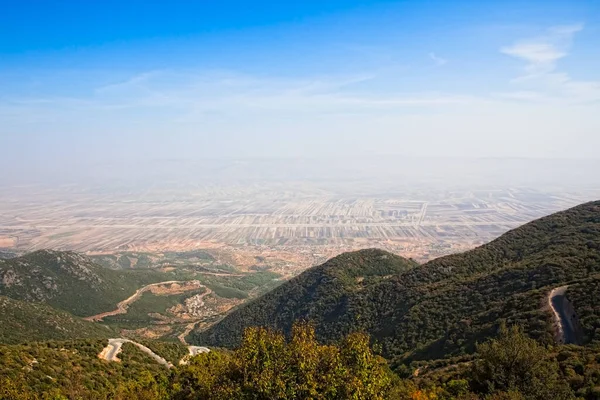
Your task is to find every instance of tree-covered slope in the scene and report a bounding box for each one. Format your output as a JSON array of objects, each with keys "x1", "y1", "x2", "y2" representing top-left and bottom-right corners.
[
  {"x1": 0, "y1": 339, "x2": 170, "y2": 399},
  {"x1": 0, "y1": 250, "x2": 168, "y2": 316},
  {"x1": 0, "y1": 295, "x2": 113, "y2": 344},
  {"x1": 3, "y1": 316, "x2": 599, "y2": 399},
  {"x1": 189, "y1": 248, "x2": 418, "y2": 347},
  {"x1": 194, "y1": 201, "x2": 600, "y2": 365},
  {"x1": 564, "y1": 277, "x2": 600, "y2": 345}
]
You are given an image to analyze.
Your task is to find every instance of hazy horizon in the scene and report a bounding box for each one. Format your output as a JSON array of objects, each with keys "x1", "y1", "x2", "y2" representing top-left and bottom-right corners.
[{"x1": 3, "y1": 156, "x2": 600, "y2": 193}]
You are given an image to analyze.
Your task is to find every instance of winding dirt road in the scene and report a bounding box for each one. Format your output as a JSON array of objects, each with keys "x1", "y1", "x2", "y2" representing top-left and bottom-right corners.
[
  {"x1": 84, "y1": 280, "x2": 205, "y2": 322},
  {"x1": 92, "y1": 281, "x2": 214, "y2": 366}
]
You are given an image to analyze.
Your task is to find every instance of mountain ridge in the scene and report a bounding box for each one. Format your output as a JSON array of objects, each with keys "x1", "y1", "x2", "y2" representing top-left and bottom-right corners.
[
  {"x1": 0, "y1": 295, "x2": 113, "y2": 344},
  {"x1": 0, "y1": 249, "x2": 169, "y2": 316},
  {"x1": 192, "y1": 201, "x2": 600, "y2": 366},
  {"x1": 189, "y1": 248, "x2": 417, "y2": 347}
]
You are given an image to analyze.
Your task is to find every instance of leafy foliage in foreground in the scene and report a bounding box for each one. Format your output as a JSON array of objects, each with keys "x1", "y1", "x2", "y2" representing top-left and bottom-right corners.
[
  {"x1": 470, "y1": 325, "x2": 571, "y2": 399},
  {"x1": 0, "y1": 339, "x2": 169, "y2": 400},
  {"x1": 4, "y1": 323, "x2": 600, "y2": 399},
  {"x1": 0, "y1": 324, "x2": 392, "y2": 400},
  {"x1": 196, "y1": 201, "x2": 600, "y2": 366},
  {"x1": 174, "y1": 323, "x2": 391, "y2": 399}
]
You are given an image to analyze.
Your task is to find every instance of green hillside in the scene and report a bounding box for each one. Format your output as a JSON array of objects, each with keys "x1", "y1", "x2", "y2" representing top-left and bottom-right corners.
[
  {"x1": 193, "y1": 201, "x2": 600, "y2": 366},
  {"x1": 0, "y1": 295, "x2": 113, "y2": 344},
  {"x1": 0, "y1": 339, "x2": 170, "y2": 398},
  {"x1": 0, "y1": 250, "x2": 169, "y2": 316},
  {"x1": 564, "y1": 278, "x2": 600, "y2": 344},
  {"x1": 189, "y1": 248, "x2": 418, "y2": 347}
]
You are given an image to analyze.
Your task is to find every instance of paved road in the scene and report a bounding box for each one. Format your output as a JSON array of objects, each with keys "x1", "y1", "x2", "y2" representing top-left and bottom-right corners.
[
  {"x1": 188, "y1": 346, "x2": 210, "y2": 356},
  {"x1": 104, "y1": 339, "x2": 123, "y2": 360},
  {"x1": 99, "y1": 338, "x2": 210, "y2": 368},
  {"x1": 549, "y1": 285, "x2": 580, "y2": 344},
  {"x1": 178, "y1": 345, "x2": 211, "y2": 365},
  {"x1": 99, "y1": 338, "x2": 174, "y2": 368}
]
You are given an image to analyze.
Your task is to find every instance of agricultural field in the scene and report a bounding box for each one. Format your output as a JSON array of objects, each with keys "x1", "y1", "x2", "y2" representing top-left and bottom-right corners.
[{"x1": 1, "y1": 182, "x2": 598, "y2": 268}]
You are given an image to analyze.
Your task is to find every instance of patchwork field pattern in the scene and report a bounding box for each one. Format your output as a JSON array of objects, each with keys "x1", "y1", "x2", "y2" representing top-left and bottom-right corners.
[{"x1": 1, "y1": 184, "x2": 597, "y2": 265}]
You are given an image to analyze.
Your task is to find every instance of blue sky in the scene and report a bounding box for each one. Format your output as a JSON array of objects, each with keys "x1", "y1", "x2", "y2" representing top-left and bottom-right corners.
[{"x1": 1, "y1": 0, "x2": 600, "y2": 170}]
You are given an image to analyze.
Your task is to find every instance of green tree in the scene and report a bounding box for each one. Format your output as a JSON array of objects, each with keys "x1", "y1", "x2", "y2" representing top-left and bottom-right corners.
[
  {"x1": 339, "y1": 332, "x2": 391, "y2": 399},
  {"x1": 483, "y1": 391, "x2": 525, "y2": 400},
  {"x1": 471, "y1": 325, "x2": 573, "y2": 400},
  {"x1": 171, "y1": 322, "x2": 392, "y2": 399},
  {"x1": 0, "y1": 377, "x2": 34, "y2": 400},
  {"x1": 236, "y1": 326, "x2": 289, "y2": 398},
  {"x1": 171, "y1": 351, "x2": 238, "y2": 400},
  {"x1": 286, "y1": 322, "x2": 329, "y2": 399},
  {"x1": 114, "y1": 371, "x2": 169, "y2": 400}
]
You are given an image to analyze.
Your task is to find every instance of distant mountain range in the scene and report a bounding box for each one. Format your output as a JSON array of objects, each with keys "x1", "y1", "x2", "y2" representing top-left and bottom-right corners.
[{"x1": 192, "y1": 201, "x2": 600, "y2": 367}]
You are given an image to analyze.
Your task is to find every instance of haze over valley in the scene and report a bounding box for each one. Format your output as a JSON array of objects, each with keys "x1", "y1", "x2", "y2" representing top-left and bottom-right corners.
[{"x1": 3, "y1": 157, "x2": 599, "y2": 271}]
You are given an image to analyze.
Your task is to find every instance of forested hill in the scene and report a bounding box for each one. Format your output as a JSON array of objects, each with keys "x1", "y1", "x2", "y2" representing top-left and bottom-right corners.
[
  {"x1": 189, "y1": 248, "x2": 418, "y2": 348},
  {"x1": 0, "y1": 250, "x2": 167, "y2": 316},
  {"x1": 193, "y1": 201, "x2": 600, "y2": 365},
  {"x1": 0, "y1": 295, "x2": 112, "y2": 344}
]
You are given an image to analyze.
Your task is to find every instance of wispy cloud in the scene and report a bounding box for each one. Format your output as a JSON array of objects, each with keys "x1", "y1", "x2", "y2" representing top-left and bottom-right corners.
[
  {"x1": 492, "y1": 91, "x2": 551, "y2": 103},
  {"x1": 499, "y1": 23, "x2": 600, "y2": 104},
  {"x1": 428, "y1": 52, "x2": 447, "y2": 66},
  {"x1": 1, "y1": 70, "x2": 480, "y2": 123},
  {"x1": 95, "y1": 71, "x2": 160, "y2": 94},
  {"x1": 501, "y1": 23, "x2": 582, "y2": 79}
]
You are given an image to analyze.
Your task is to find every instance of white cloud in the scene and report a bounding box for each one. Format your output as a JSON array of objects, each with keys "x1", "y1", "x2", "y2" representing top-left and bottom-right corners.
[
  {"x1": 501, "y1": 23, "x2": 582, "y2": 78},
  {"x1": 499, "y1": 23, "x2": 600, "y2": 104},
  {"x1": 549, "y1": 24, "x2": 585, "y2": 36},
  {"x1": 428, "y1": 52, "x2": 447, "y2": 66},
  {"x1": 502, "y1": 42, "x2": 565, "y2": 67},
  {"x1": 2, "y1": 70, "x2": 477, "y2": 117},
  {"x1": 492, "y1": 91, "x2": 550, "y2": 103}
]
